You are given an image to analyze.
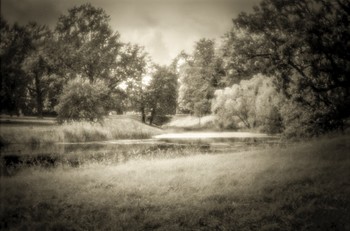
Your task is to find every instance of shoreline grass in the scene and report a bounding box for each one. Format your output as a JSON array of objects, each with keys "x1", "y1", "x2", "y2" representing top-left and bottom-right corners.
[
  {"x1": 0, "y1": 144, "x2": 210, "y2": 176},
  {"x1": 0, "y1": 118, "x2": 162, "y2": 146},
  {"x1": 1, "y1": 135, "x2": 349, "y2": 230}
]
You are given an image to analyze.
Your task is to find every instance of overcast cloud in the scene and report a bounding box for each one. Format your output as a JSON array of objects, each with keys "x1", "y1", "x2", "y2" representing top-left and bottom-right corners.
[{"x1": 1, "y1": 0, "x2": 259, "y2": 65}]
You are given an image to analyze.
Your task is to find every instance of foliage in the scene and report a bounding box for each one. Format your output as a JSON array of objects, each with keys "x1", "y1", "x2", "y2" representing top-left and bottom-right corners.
[
  {"x1": 1, "y1": 4, "x2": 151, "y2": 121},
  {"x1": 223, "y1": 0, "x2": 350, "y2": 135},
  {"x1": 53, "y1": 4, "x2": 127, "y2": 117},
  {"x1": 212, "y1": 74, "x2": 284, "y2": 133},
  {"x1": 21, "y1": 22, "x2": 54, "y2": 117},
  {"x1": 55, "y1": 77, "x2": 111, "y2": 123},
  {"x1": 177, "y1": 39, "x2": 225, "y2": 116},
  {"x1": 280, "y1": 99, "x2": 346, "y2": 138},
  {"x1": 0, "y1": 18, "x2": 32, "y2": 115},
  {"x1": 55, "y1": 3, "x2": 122, "y2": 83},
  {"x1": 146, "y1": 65, "x2": 177, "y2": 125},
  {"x1": 119, "y1": 44, "x2": 149, "y2": 122},
  {"x1": 254, "y1": 77, "x2": 284, "y2": 133}
]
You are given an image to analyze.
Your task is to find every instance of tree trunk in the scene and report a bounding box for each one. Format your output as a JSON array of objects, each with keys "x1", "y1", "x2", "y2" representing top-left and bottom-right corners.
[
  {"x1": 34, "y1": 73, "x2": 43, "y2": 118},
  {"x1": 236, "y1": 114, "x2": 250, "y2": 128},
  {"x1": 141, "y1": 105, "x2": 146, "y2": 123},
  {"x1": 149, "y1": 108, "x2": 156, "y2": 125}
]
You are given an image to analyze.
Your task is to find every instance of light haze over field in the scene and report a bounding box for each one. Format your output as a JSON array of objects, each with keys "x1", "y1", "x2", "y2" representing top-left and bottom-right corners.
[{"x1": 1, "y1": 0, "x2": 259, "y2": 65}]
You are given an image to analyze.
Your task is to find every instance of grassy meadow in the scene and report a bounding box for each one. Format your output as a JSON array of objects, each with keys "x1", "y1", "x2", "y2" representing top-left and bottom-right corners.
[
  {"x1": 1, "y1": 135, "x2": 349, "y2": 230},
  {"x1": 0, "y1": 117, "x2": 162, "y2": 146}
]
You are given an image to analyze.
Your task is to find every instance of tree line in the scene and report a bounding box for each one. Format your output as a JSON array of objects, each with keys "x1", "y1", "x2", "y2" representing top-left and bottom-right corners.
[
  {"x1": 0, "y1": 3, "x2": 177, "y2": 124},
  {"x1": 174, "y1": 0, "x2": 349, "y2": 137},
  {"x1": 1, "y1": 0, "x2": 349, "y2": 137}
]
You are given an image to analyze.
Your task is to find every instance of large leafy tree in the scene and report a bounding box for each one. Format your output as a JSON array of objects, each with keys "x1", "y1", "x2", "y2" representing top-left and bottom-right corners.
[
  {"x1": 22, "y1": 22, "x2": 54, "y2": 117},
  {"x1": 221, "y1": 28, "x2": 269, "y2": 85},
  {"x1": 53, "y1": 4, "x2": 126, "y2": 120},
  {"x1": 55, "y1": 3, "x2": 122, "y2": 83},
  {"x1": 0, "y1": 18, "x2": 32, "y2": 115},
  {"x1": 177, "y1": 39, "x2": 224, "y2": 116},
  {"x1": 223, "y1": 0, "x2": 350, "y2": 135},
  {"x1": 119, "y1": 44, "x2": 149, "y2": 123},
  {"x1": 146, "y1": 65, "x2": 178, "y2": 125},
  {"x1": 54, "y1": 4, "x2": 151, "y2": 121}
]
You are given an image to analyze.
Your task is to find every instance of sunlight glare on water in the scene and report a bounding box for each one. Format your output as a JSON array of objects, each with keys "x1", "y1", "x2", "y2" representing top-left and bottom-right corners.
[{"x1": 153, "y1": 132, "x2": 272, "y2": 139}]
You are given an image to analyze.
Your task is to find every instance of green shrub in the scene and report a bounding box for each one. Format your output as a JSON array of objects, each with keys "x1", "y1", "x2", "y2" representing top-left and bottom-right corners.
[
  {"x1": 259, "y1": 106, "x2": 284, "y2": 134},
  {"x1": 212, "y1": 74, "x2": 285, "y2": 133},
  {"x1": 55, "y1": 77, "x2": 111, "y2": 123}
]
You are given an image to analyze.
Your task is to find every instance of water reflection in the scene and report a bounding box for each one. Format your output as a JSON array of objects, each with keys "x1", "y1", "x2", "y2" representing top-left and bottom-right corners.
[{"x1": 0, "y1": 136, "x2": 281, "y2": 176}]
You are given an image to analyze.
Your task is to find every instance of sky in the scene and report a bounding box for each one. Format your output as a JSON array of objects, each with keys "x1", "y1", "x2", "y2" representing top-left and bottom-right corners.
[{"x1": 1, "y1": 0, "x2": 260, "y2": 65}]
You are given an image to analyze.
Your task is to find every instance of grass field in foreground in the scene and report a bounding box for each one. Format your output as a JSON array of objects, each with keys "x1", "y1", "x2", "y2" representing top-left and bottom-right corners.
[
  {"x1": 0, "y1": 117, "x2": 162, "y2": 145},
  {"x1": 1, "y1": 135, "x2": 349, "y2": 230}
]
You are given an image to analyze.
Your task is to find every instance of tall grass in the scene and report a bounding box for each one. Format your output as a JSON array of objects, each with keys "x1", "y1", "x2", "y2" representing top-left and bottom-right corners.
[
  {"x1": 0, "y1": 118, "x2": 162, "y2": 145},
  {"x1": 1, "y1": 135, "x2": 349, "y2": 230},
  {"x1": 1, "y1": 143, "x2": 209, "y2": 176}
]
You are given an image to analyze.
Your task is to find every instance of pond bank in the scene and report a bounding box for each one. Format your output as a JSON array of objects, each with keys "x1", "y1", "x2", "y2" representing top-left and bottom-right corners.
[{"x1": 0, "y1": 131, "x2": 281, "y2": 176}]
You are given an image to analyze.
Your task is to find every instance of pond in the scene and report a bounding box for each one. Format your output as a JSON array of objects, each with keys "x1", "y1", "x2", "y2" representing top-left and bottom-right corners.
[{"x1": 0, "y1": 132, "x2": 281, "y2": 176}]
